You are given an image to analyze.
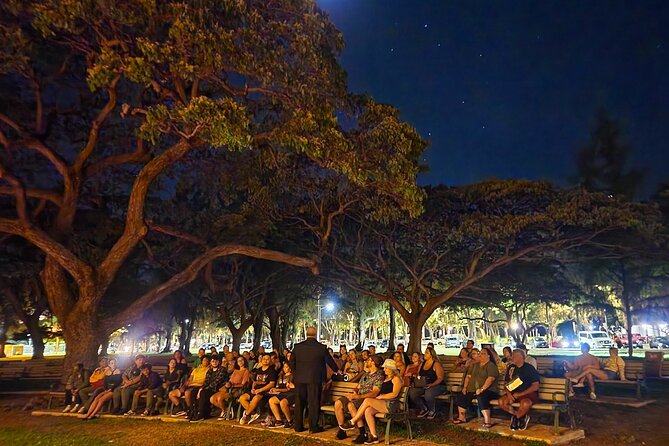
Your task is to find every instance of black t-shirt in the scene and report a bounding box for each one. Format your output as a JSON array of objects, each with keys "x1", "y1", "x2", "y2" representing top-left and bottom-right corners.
[
  {"x1": 509, "y1": 363, "x2": 540, "y2": 394},
  {"x1": 252, "y1": 366, "x2": 278, "y2": 392}
]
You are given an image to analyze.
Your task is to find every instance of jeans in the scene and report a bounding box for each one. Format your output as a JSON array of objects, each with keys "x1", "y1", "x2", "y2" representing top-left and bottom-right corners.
[
  {"x1": 409, "y1": 384, "x2": 445, "y2": 412},
  {"x1": 113, "y1": 384, "x2": 140, "y2": 411}
]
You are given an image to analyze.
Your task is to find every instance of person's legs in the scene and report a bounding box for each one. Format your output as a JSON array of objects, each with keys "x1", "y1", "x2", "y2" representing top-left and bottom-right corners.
[
  {"x1": 121, "y1": 384, "x2": 139, "y2": 411},
  {"x1": 498, "y1": 394, "x2": 514, "y2": 416},
  {"x1": 515, "y1": 399, "x2": 533, "y2": 419},
  {"x1": 145, "y1": 389, "x2": 157, "y2": 413},
  {"x1": 424, "y1": 385, "x2": 444, "y2": 413},
  {"x1": 279, "y1": 398, "x2": 293, "y2": 422},
  {"x1": 269, "y1": 396, "x2": 284, "y2": 421},
  {"x1": 239, "y1": 393, "x2": 251, "y2": 412},
  {"x1": 477, "y1": 390, "x2": 496, "y2": 424},
  {"x1": 247, "y1": 394, "x2": 263, "y2": 414},
  {"x1": 350, "y1": 399, "x2": 372, "y2": 424},
  {"x1": 198, "y1": 389, "x2": 214, "y2": 419},
  {"x1": 130, "y1": 391, "x2": 141, "y2": 412},
  {"x1": 293, "y1": 384, "x2": 307, "y2": 432},
  {"x1": 454, "y1": 392, "x2": 473, "y2": 421},
  {"x1": 363, "y1": 406, "x2": 380, "y2": 439},
  {"x1": 334, "y1": 397, "x2": 347, "y2": 425},
  {"x1": 307, "y1": 383, "x2": 321, "y2": 432},
  {"x1": 347, "y1": 401, "x2": 364, "y2": 427},
  {"x1": 112, "y1": 387, "x2": 123, "y2": 411},
  {"x1": 408, "y1": 388, "x2": 426, "y2": 411}
]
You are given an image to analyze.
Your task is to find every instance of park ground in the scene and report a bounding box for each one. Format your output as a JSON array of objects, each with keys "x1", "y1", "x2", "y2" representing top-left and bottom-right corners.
[{"x1": 1, "y1": 380, "x2": 669, "y2": 446}]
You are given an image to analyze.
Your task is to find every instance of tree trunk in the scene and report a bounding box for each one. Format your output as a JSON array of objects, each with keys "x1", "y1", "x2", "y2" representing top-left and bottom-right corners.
[
  {"x1": 231, "y1": 329, "x2": 243, "y2": 353},
  {"x1": 266, "y1": 308, "x2": 283, "y2": 351},
  {"x1": 99, "y1": 336, "x2": 110, "y2": 357},
  {"x1": 623, "y1": 297, "x2": 634, "y2": 358},
  {"x1": 25, "y1": 316, "x2": 45, "y2": 360},
  {"x1": 62, "y1": 319, "x2": 100, "y2": 373},
  {"x1": 356, "y1": 312, "x2": 366, "y2": 350},
  {"x1": 0, "y1": 329, "x2": 6, "y2": 358},
  {"x1": 252, "y1": 315, "x2": 263, "y2": 351},
  {"x1": 162, "y1": 326, "x2": 173, "y2": 353},
  {"x1": 388, "y1": 304, "x2": 396, "y2": 352},
  {"x1": 407, "y1": 314, "x2": 423, "y2": 354}
]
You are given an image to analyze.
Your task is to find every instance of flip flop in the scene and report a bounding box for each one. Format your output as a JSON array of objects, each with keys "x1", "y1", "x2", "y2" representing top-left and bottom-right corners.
[
  {"x1": 482, "y1": 422, "x2": 496, "y2": 429},
  {"x1": 452, "y1": 418, "x2": 467, "y2": 424}
]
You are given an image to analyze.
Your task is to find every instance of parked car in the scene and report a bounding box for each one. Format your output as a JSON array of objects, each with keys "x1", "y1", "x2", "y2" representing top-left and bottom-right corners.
[
  {"x1": 552, "y1": 336, "x2": 579, "y2": 348},
  {"x1": 578, "y1": 331, "x2": 614, "y2": 349},
  {"x1": 445, "y1": 335, "x2": 465, "y2": 348},
  {"x1": 650, "y1": 336, "x2": 669, "y2": 348},
  {"x1": 532, "y1": 336, "x2": 549, "y2": 348},
  {"x1": 620, "y1": 333, "x2": 644, "y2": 349}
]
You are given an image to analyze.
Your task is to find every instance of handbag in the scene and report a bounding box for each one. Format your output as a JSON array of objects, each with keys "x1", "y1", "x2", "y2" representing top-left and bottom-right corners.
[{"x1": 412, "y1": 375, "x2": 427, "y2": 388}]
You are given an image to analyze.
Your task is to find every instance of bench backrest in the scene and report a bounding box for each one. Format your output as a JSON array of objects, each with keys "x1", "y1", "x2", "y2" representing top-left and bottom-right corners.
[
  {"x1": 444, "y1": 371, "x2": 465, "y2": 390},
  {"x1": 327, "y1": 381, "x2": 359, "y2": 402},
  {"x1": 623, "y1": 361, "x2": 644, "y2": 379},
  {"x1": 538, "y1": 377, "x2": 569, "y2": 402}
]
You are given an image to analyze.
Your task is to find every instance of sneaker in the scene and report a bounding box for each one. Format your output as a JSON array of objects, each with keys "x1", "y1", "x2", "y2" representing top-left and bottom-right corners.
[
  {"x1": 519, "y1": 415, "x2": 530, "y2": 430},
  {"x1": 62, "y1": 405, "x2": 72, "y2": 413},
  {"x1": 217, "y1": 416, "x2": 226, "y2": 421},
  {"x1": 189, "y1": 417, "x2": 203, "y2": 423},
  {"x1": 124, "y1": 410, "x2": 136, "y2": 416},
  {"x1": 141, "y1": 410, "x2": 149, "y2": 417},
  {"x1": 268, "y1": 420, "x2": 284, "y2": 429},
  {"x1": 340, "y1": 420, "x2": 356, "y2": 431},
  {"x1": 173, "y1": 410, "x2": 187, "y2": 418},
  {"x1": 417, "y1": 409, "x2": 429, "y2": 418},
  {"x1": 510, "y1": 415, "x2": 519, "y2": 430},
  {"x1": 249, "y1": 413, "x2": 261, "y2": 424},
  {"x1": 590, "y1": 392, "x2": 597, "y2": 400},
  {"x1": 364, "y1": 436, "x2": 380, "y2": 445},
  {"x1": 336, "y1": 428, "x2": 347, "y2": 440},
  {"x1": 352, "y1": 433, "x2": 368, "y2": 444},
  {"x1": 283, "y1": 421, "x2": 293, "y2": 429},
  {"x1": 78, "y1": 407, "x2": 87, "y2": 414},
  {"x1": 425, "y1": 411, "x2": 436, "y2": 420},
  {"x1": 239, "y1": 411, "x2": 249, "y2": 425}
]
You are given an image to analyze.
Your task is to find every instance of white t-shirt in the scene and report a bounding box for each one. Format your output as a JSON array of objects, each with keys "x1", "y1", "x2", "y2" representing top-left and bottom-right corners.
[{"x1": 525, "y1": 355, "x2": 538, "y2": 370}]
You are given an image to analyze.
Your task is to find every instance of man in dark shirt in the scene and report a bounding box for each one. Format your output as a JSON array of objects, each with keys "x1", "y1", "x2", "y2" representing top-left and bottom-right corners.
[
  {"x1": 127, "y1": 363, "x2": 163, "y2": 415},
  {"x1": 191, "y1": 355, "x2": 228, "y2": 422},
  {"x1": 499, "y1": 349, "x2": 540, "y2": 431},
  {"x1": 239, "y1": 354, "x2": 277, "y2": 425},
  {"x1": 113, "y1": 355, "x2": 145, "y2": 414}
]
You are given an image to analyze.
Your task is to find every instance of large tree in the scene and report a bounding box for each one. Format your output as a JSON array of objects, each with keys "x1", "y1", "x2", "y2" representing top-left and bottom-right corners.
[
  {"x1": 332, "y1": 181, "x2": 648, "y2": 352},
  {"x1": 0, "y1": 1, "x2": 424, "y2": 369}
]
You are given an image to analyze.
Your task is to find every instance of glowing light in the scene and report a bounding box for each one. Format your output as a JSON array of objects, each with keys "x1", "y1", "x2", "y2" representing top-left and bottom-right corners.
[{"x1": 325, "y1": 302, "x2": 335, "y2": 312}]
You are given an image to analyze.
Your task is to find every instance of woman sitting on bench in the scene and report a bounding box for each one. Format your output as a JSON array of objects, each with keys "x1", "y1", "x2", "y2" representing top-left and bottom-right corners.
[
  {"x1": 340, "y1": 359, "x2": 403, "y2": 445},
  {"x1": 569, "y1": 347, "x2": 628, "y2": 399}
]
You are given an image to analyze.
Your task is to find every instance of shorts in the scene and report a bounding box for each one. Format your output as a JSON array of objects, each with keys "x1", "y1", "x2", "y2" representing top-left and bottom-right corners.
[
  {"x1": 519, "y1": 391, "x2": 540, "y2": 405},
  {"x1": 604, "y1": 370, "x2": 619, "y2": 380},
  {"x1": 276, "y1": 391, "x2": 296, "y2": 405},
  {"x1": 338, "y1": 396, "x2": 363, "y2": 410}
]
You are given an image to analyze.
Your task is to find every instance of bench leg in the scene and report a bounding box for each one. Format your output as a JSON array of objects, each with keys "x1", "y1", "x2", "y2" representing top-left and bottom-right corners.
[
  {"x1": 405, "y1": 416, "x2": 413, "y2": 440},
  {"x1": 449, "y1": 399, "x2": 454, "y2": 421},
  {"x1": 47, "y1": 396, "x2": 53, "y2": 410},
  {"x1": 568, "y1": 407, "x2": 576, "y2": 430},
  {"x1": 384, "y1": 419, "x2": 391, "y2": 445},
  {"x1": 636, "y1": 382, "x2": 641, "y2": 400},
  {"x1": 553, "y1": 410, "x2": 559, "y2": 435}
]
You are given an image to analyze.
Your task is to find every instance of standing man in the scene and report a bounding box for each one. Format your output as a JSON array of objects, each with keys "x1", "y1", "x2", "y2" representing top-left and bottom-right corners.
[{"x1": 290, "y1": 326, "x2": 339, "y2": 433}]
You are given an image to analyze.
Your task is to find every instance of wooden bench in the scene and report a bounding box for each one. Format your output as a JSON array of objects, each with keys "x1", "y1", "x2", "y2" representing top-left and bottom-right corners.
[
  {"x1": 593, "y1": 361, "x2": 646, "y2": 399},
  {"x1": 320, "y1": 381, "x2": 412, "y2": 445},
  {"x1": 489, "y1": 377, "x2": 573, "y2": 435},
  {"x1": 434, "y1": 371, "x2": 465, "y2": 419}
]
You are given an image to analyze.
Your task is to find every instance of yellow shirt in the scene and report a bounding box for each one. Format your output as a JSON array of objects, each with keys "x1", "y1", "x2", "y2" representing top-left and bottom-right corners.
[{"x1": 190, "y1": 366, "x2": 209, "y2": 387}]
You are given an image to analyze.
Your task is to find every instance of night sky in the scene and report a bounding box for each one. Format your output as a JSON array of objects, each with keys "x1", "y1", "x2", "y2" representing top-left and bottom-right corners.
[{"x1": 318, "y1": 0, "x2": 669, "y2": 196}]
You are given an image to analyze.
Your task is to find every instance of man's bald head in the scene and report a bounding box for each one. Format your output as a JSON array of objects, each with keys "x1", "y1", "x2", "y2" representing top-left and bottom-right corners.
[{"x1": 306, "y1": 327, "x2": 317, "y2": 338}]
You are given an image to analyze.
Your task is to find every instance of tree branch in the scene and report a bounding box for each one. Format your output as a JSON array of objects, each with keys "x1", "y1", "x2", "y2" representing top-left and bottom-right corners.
[{"x1": 102, "y1": 244, "x2": 319, "y2": 332}]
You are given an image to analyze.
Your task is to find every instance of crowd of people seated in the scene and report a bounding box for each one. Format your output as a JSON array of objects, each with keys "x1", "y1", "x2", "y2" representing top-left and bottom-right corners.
[{"x1": 56, "y1": 339, "x2": 631, "y2": 440}]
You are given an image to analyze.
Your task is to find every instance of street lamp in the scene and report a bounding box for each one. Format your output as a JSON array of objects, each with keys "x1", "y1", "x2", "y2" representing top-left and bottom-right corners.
[{"x1": 317, "y1": 295, "x2": 336, "y2": 342}]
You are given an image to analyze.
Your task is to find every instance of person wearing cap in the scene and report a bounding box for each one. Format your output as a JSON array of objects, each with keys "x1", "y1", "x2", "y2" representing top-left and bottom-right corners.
[
  {"x1": 340, "y1": 358, "x2": 403, "y2": 445},
  {"x1": 112, "y1": 354, "x2": 145, "y2": 414},
  {"x1": 126, "y1": 363, "x2": 163, "y2": 416},
  {"x1": 517, "y1": 344, "x2": 537, "y2": 370}
]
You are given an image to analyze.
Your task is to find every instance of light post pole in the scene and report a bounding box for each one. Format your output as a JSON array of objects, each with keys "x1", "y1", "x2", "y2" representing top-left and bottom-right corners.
[{"x1": 316, "y1": 295, "x2": 335, "y2": 343}]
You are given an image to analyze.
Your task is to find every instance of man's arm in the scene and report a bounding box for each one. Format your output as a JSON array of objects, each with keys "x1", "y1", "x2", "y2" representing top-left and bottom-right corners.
[
  {"x1": 511, "y1": 381, "x2": 540, "y2": 400},
  {"x1": 356, "y1": 385, "x2": 381, "y2": 399},
  {"x1": 324, "y1": 347, "x2": 339, "y2": 373}
]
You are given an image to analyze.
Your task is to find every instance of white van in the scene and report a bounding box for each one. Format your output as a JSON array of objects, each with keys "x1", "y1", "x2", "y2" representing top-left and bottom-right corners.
[
  {"x1": 445, "y1": 335, "x2": 465, "y2": 348},
  {"x1": 578, "y1": 331, "x2": 614, "y2": 349}
]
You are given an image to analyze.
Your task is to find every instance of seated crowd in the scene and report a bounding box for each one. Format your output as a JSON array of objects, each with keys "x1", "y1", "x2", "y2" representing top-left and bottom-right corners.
[{"x1": 58, "y1": 339, "x2": 630, "y2": 438}]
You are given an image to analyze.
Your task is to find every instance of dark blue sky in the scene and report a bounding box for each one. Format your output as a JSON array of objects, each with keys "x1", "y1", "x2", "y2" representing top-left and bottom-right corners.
[{"x1": 318, "y1": 0, "x2": 669, "y2": 195}]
